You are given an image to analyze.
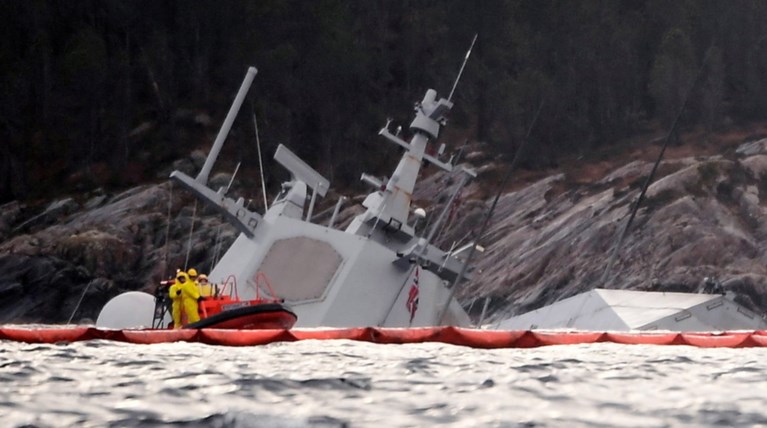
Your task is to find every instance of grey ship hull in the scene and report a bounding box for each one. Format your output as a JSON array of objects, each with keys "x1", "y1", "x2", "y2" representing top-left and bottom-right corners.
[
  {"x1": 492, "y1": 288, "x2": 767, "y2": 331},
  {"x1": 97, "y1": 66, "x2": 474, "y2": 329}
]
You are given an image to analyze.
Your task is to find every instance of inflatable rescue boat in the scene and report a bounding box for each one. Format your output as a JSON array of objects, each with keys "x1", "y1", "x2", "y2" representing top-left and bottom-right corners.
[
  {"x1": 97, "y1": 273, "x2": 296, "y2": 330},
  {"x1": 154, "y1": 273, "x2": 296, "y2": 330}
]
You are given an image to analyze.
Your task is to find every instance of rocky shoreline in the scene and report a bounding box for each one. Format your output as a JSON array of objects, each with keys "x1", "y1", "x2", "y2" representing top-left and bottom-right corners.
[{"x1": 3, "y1": 138, "x2": 767, "y2": 324}]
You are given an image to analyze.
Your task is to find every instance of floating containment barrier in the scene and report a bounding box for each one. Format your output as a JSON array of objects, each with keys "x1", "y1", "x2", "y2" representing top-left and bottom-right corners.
[{"x1": 2, "y1": 326, "x2": 767, "y2": 348}]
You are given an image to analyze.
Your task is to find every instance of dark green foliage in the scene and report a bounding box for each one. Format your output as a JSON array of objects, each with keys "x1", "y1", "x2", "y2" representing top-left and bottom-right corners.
[
  {"x1": 3, "y1": 0, "x2": 767, "y2": 202},
  {"x1": 649, "y1": 28, "x2": 697, "y2": 126}
]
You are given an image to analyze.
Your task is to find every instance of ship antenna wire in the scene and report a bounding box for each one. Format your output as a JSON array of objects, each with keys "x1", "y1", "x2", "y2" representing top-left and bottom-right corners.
[
  {"x1": 162, "y1": 181, "x2": 174, "y2": 279},
  {"x1": 183, "y1": 199, "x2": 198, "y2": 271},
  {"x1": 206, "y1": 161, "x2": 241, "y2": 272},
  {"x1": 599, "y1": 47, "x2": 713, "y2": 287},
  {"x1": 224, "y1": 161, "x2": 242, "y2": 194},
  {"x1": 448, "y1": 34, "x2": 478, "y2": 103},
  {"x1": 210, "y1": 223, "x2": 223, "y2": 272},
  {"x1": 438, "y1": 99, "x2": 544, "y2": 324},
  {"x1": 251, "y1": 106, "x2": 269, "y2": 211},
  {"x1": 66, "y1": 280, "x2": 93, "y2": 325}
]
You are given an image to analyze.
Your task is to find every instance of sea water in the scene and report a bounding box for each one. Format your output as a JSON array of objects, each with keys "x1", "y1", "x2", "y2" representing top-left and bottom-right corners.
[{"x1": 2, "y1": 338, "x2": 767, "y2": 427}]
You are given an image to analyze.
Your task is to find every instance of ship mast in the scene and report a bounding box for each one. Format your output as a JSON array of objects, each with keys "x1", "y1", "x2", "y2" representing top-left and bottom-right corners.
[
  {"x1": 346, "y1": 87, "x2": 459, "y2": 238},
  {"x1": 346, "y1": 35, "x2": 477, "y2": 240}
]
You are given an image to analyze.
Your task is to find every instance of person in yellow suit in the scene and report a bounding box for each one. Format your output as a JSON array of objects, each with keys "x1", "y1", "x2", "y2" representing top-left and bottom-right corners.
[
  {"x1": 168, "y1": 273, "x2": 184, "y2": 328},
  {"x1": 168, "y1": 271, "x2": 201, "y2": 328},
  {"x1": 187, "y1": 268, "x2": 199, "y2": 286},
  {"x1": 197, "y1": 274, "x2": 213, "y2": 297}
]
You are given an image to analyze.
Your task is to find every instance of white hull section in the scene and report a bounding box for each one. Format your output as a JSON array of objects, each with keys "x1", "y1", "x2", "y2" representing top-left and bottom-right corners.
[
  {"x1": 492, "y1": 288, "x2": 767, "y2": 331},
  {"x1": 211, "y1": 214, "x2": 469, "y2": 328}
]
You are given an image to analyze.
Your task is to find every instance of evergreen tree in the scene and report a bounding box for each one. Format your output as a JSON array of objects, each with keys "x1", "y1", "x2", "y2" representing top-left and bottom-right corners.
[{"x1": 649, "y1": 28, "x2": 697, "y2": 126}]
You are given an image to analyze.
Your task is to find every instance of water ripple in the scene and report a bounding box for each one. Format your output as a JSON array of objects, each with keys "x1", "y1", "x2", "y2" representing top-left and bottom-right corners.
[{"x1": 2, "y1": 340, "x2": 767, "y2": 426}]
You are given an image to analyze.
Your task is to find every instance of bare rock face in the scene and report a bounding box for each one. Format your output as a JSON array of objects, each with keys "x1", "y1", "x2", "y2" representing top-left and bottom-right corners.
[
  {"x1": 4, "y1": 140, "x2": 767, "y2": 325},
  {"x1": 0, "y1": 254, "x2": 114, "y2": 323},
  {"x1": 0, "y1": 183, "x2": 236, "y2": 323},
  {"x1": 436, "y1": 145, "x2": 767, "y2": 322}
]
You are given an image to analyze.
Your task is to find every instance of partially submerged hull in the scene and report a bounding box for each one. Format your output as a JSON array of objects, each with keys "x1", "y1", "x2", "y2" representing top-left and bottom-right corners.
[
  {"x1": 175, "y1": 73, "x2": 476, "y2": 328},
  {"x1": 98, "y1": 65, "x2": 477, "y2": 330},
  {"x1": 492, "y1": 288, "x2": 767, "y2": 332},
  {"x1": 209, "y1": 217, "x2": 472, "y2": 328}
]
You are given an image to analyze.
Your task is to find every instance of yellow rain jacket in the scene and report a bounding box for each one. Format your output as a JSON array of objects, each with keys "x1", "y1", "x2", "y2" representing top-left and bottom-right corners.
[
  {"x1": 169, "y1": 271, "x2": 201, "y2": 328},
  {"x1": 197, "y1": 274, "x2": 213, "y2": 297},
  {"x1": 180, "y1": 273, "x2": 201, "y2": 324},
  {"x1": 169, "y1": 280, "x2": 184, "y2": 329}
]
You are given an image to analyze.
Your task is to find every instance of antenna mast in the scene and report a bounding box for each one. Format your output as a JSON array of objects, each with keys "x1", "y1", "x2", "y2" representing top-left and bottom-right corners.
[
  {"x1": 448, "y1": 34, "x2": 478, "y2": 102},
  {"x1": 252, "y1": 110, "x2": 269, "y2": 211}
]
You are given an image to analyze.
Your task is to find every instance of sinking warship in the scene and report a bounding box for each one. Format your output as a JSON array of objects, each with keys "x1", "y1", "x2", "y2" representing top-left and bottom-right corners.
[
  {"x1": 492, "y1": 288, "x2": 767, "y2": 332},
  {"x1": 97, "y1": 65, "x2": 476, "y2": 329}
]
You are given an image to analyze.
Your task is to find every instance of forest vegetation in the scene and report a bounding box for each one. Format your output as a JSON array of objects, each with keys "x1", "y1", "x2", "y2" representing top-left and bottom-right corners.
[{"x1": 2, "y1": 0, "x2": 767, "y2": 205}]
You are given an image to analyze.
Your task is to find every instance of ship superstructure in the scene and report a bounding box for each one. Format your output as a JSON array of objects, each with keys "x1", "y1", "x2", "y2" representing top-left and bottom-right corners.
[{"x1": 99, "y1": 66, "x2": 476, "y2": 329}]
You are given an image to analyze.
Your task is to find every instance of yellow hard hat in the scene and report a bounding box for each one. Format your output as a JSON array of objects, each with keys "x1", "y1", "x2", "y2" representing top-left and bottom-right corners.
[{"x1": 188, "y1": 268, "x2": 198, "y2": 278}]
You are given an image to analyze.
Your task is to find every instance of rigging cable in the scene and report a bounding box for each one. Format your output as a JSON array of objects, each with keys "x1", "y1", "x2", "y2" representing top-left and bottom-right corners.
[
  {"x1": 206, "y1": 161, "x2": 241, "y2": 272},
  {"x1": 66, "y1": 280, "x2": 93, "y2": 325},
  {"x1": 438, "y1": 99, "x2": 544, "y2": 324},
  {"x1": 432, "y1": 185, "x2": 464, "y2": 246},
  {"x1": 162, "y1": 181, "x2": 174, "y2": 279},
  {"x1": 379, "y1": 262, "x2": 420, "y2": 326},
  {"x1": 210, "y1": 223, "x2": 224, "y2": 272},
  {"x1": 183, "y1": 199, "x2": 198, "y2": 271},
  {"x1": 599, "y1": 48, "x2": 713, "y2": 287},
  {"x1": 251, "y1": 106, "x2": 269, "y2": 211}
]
